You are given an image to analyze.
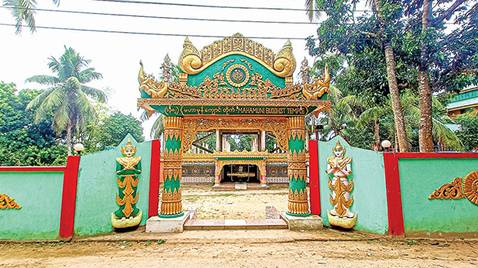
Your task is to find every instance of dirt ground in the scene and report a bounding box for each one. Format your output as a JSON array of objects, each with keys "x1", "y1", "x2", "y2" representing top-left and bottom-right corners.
[
  {"x1": 1, "y1": 235, "x2": 477, "y2": 267},
  {"x1": 182, "y1": 184, "x2": 288, "y2": 219},
  {"x1": 1, "y1": 185, "x2": 477, "y2": 267}
]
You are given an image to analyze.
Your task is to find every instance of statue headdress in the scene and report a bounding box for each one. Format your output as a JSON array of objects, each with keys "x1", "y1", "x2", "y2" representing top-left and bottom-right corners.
[
  {"x1": 333, "y1": 141, "x2": 345, "y2": 154},
  {"x1": 120, "y1": 138, "x2": 137, "y2": 156}
]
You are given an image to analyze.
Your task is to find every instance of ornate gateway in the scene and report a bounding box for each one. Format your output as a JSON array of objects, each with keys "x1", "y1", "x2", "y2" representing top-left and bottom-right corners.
[{"x1": 137, "y1": 33, "x2": 331, "y2": 218}]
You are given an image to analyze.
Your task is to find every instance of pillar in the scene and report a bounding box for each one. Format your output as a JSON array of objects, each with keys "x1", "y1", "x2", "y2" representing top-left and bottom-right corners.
[
  {"x1": 259, "y1": 162, "x2": 267, "y2": 186},
  {"x1": 260, "y1": 130, "x2": 266, "y2": 151},
  {"x1": 251, "y1": 135, "x2": 258, "y2": 152},
  {"x1": 216, "y1": 129, "x2": 220, "y2": 152},
  {"x1": 159, "y1": 116, "x2": 184, "y2": 218},
  {"x1": 287, "y1": 117, "x2": 310, "y2": 216}
]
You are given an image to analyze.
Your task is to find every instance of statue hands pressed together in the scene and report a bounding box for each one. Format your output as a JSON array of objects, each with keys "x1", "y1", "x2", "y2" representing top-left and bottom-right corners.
[
  {"x1": 326, "y1": 141, "x2": 357, "y2": 229},
  {"x1": 112, "y1": 139, "x2": 143, "y2": 229}
]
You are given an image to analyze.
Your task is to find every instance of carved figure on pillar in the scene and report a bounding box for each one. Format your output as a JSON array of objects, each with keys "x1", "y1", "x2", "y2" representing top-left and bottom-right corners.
[
  {"x1": 160, "y1": 117, "x2": 184, "y2": 218},
  {"x1": 299, "y1": 57, "x2": 310, "y2": 84},
  {"x1": 326, "y1": 141, "x2": 357, "y2": 229},
  {"x1": 112, "y1": 139, "x2": 142, "y2": 229},
  {"x1": 287, "y1": 117, "x2": 310, "y2": 216}
]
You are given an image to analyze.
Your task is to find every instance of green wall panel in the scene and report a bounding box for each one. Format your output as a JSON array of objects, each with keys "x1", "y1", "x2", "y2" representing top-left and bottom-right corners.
[
  {"x1": 187, "y1": 54, "x2": 285, "y2": 88},
  {"x1": 318, "y1": 136, "x2": 389, "y2": 234},
  {"x1": 74, "y1": 136, "x2": 152, "y2": 236},
  {"x1": 0, "y1": 172, "x2": 63, "y2": 240},
  {"x1": 399, "y1": 158, "x2": 478, "y2": 233}
]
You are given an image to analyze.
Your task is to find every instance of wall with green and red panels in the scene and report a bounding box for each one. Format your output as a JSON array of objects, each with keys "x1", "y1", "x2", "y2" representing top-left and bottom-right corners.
[
  {"x1": 0, "y1": 165, "x2": 71, "y2": 240},
  {"x1": 0, "y1": 136, "x2": 160, "y2": 241},
  {"x1": 314, "y1": 136, "x2": 389, "y2": 234},
  {"x1": 384, "y1": 153, "x2": 478, "y2": 235},
  {"x1": 309, "y1": 136, "x2": 478, "y2": 235}
]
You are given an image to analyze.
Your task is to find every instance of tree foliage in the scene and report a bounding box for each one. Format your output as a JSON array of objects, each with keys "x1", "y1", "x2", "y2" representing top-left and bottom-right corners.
[
  {"x1": 456, "y1": 112, "x2": 478, "y2": 151},
  {"x1": 84, "y1": 112, "x2": 144, "y2": 152},
  {"x1": 27, "y1": 46, "x2": 106, "y2": 155},
  {"x1": 3, "y1": 0, "x2": 60, "y2": 33},
  {"x1": 305, "y1": 0, "x2": 477, "y2": 151},
  {"x1": 0, "y1": 82, "x2": 66, "y2": 165}
]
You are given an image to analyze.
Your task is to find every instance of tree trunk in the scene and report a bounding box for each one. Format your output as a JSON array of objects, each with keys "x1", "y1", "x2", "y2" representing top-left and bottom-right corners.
[
  {"x1": 418, "y1": 72, "x2": 434, "y2": 151},
  {"x1": 374, "y1": 119, "x2": 380, "y2": 151},
  {"x1": 66, "y1": 122, "x2": 73, "y2": 156},
  {"x1": 418, "y1": 0, "x2": 435, "y2": 152},
  {"x1": 384, "y1": 44, "x2": 410, "y2": 152},
  {"x1": 373, "y1": 0, "x2": 410, "y2": 152}
]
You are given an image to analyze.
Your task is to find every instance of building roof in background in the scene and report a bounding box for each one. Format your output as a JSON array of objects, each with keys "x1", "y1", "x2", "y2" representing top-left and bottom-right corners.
[{"x1": 447, "y1": 86, "x2": 478, "y2": 111}]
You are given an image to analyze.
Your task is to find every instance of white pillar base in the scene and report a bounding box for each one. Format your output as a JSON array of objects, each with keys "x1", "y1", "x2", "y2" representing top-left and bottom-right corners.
[
  {"x1": 146, "y1": 211, "x2": 190, "y2": 233},
  {"x1": 281, "y1": 213, "x2": 323, "y2": 231}
]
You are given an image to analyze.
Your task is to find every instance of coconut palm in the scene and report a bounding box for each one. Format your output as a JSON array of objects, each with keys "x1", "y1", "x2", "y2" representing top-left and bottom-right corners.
[
  {"x1": 400, "y1": 90, "x2": 463, "y2": 151},
  {"x1": 27, "y1": 46, "x2": 106, "y2": 155},
  {"x1": 3, "y1": 0, "x2": 60, "y2": 33},
  {"x1": 150, "y1": 114, "x2": 164, "y2": 139},
  {"x1": 314, "y1": 85, "x2": 362, "y2": 140}
]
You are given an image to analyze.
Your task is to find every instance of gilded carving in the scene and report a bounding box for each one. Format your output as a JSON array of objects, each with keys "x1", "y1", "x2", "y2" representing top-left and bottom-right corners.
[
  {"x1": 182, "y1": 117, "x2": 289, "y2": 153},
  {"x1": 160, "y1": 116, "x2": 184, "y2": 217},
  {"x1": 428, "y1": 177, "x2": 464, "y2": 200},
  {"x1": 326, "y1": 141, "x2": 357, "y2": 229},
  {"x1": 463, "y1": 171, "x2": 478, "y2": 205},
  {"x1": 0, "y1": 194, "x2": 21, "y2": 209},
  {"x1": 178, "y1": 37, "x2": 202, "y2": 74},
  {"x1": 274, "y1": 40, "x2": 296, "y2": 78},
  {"x1": 430, "y1": 171, "x2": 478, "y2": 206},
  {"x1": 178, "y1": 33, "x2": 295, "y2": 78},
  {"x1": 138, "y1": 61, "x2": 168, "y2": 98},
  {"x1": 225, "y1": 64, "x2": 250, "y2": 88},
  {"x1": 138, "y1": 65, "x2": 329, "y2": 103},
  {"x1": 303, "y1": 64, "x2": 330, "y2": 100},
  {"x1": 287, "y1": 116, "x2": 310, "y2": 216},
  {"x1": 112, "y1": 139, "x2": 142, "y2": 229}
]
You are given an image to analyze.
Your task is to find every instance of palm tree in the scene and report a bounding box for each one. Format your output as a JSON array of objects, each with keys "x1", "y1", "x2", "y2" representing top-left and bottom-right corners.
[
  {"x1": 27, "y1": 46, "x2": 106, "y2": 155},
  {"x1": 3, "y1": 0, "x2": 60, "y2": 33},
  {"x1": 150, "y1": 114, "x2": 164, "y2": 139},
  {"x1": 400, "y1": 90, "x2": 463, "y2": 151},
  {"x1": 314, "y1": 85, "x2": 362, "y2": 140},
  {"x1": 305, "y1": 0, "x2": 318, "y2": 22}
]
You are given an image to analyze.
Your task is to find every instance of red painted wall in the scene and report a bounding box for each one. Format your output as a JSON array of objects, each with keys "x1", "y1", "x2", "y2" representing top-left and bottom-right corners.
[
  {"x1": 148, "y1": 140, "x2": 161, "y2": 217},
  {"x1": 309, "y1": 140, "x2": 321, "y2": 215},
  {"x1": 59, "y1": 156, "x2": 81, "y2": 240},
  {"x1": 383, "y1": 152, "x2": 478, "y2": 236}
]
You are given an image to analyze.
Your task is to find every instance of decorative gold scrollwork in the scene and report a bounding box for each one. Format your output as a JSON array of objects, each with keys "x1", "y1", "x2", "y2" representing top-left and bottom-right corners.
[
  {"x1": 303, "y1": 64, "x2": 331, "y2": 100},
  {"x1": 138, "y1": 61, "x2": 168, "y2": 98},
  {"x1": 463, "y1": 171, "x2": 478, "y2": 205},
  {"x1": 429, "y1": 171, "x2": 478, "y2": 206},
  {"x1": 178, "y1": 33, "x2": 296, "y2": 78},
  {"x1": 225, "y1": 64, "x2": 250, "y2": 88},
  {"x1": 0, "y1": 194, "x2": 21, "y2": 209},
  {"x1": 182, "y1": 117, "x2": 289, "y2": 153},
  {"x1": 429, "y1": 177, "x2": 464, "y2": 200}
]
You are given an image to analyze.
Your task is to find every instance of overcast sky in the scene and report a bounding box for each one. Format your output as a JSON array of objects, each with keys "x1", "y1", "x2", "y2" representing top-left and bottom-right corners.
[{"x1": 0, "y1": 0, "x2": 342, "y2": 139}]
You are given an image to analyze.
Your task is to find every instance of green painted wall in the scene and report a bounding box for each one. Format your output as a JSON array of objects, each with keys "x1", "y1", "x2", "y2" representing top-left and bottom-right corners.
[
  {"x1": 318, "y1": 136, "x2": 389, "y2": 234},
  {"x1": 187, "y1": 54, "x2": 285, "y2": 88},
  {"x1": 74, "y1": 136, "x2": 152, "y2": 236},
  {"x1": 0, "y1": 172, "x2": 63, "y2": 240},
  {"x1": 399, "y1": 158, "x2": 478, "y2": 233}
]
